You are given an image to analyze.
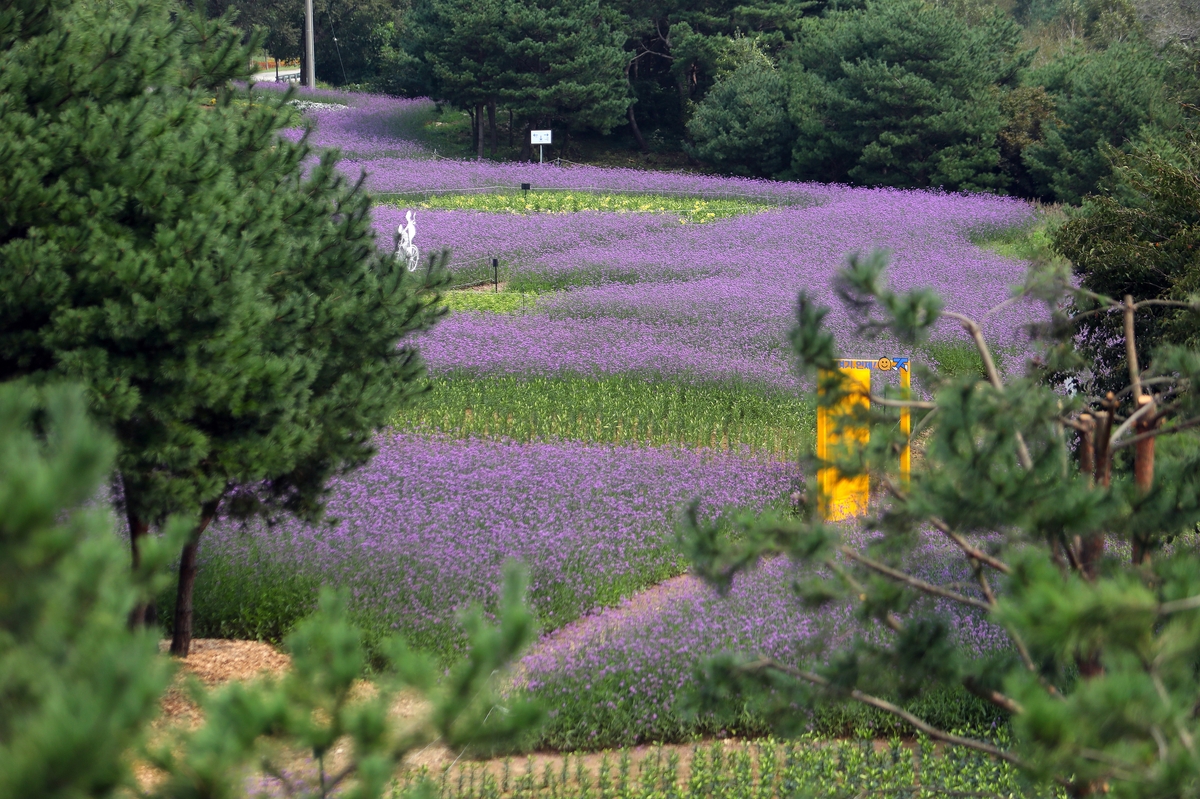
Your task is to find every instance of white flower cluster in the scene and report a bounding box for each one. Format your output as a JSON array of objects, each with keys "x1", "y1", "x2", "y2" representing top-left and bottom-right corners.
[{"x1": 287, "y1": 100, "x2": 349, "y2": 112}]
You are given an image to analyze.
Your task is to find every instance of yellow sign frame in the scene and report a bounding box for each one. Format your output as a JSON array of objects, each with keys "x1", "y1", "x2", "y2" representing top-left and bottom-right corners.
[{"x1": 817, "y1": 357, "x2": 911, "y2": 521}]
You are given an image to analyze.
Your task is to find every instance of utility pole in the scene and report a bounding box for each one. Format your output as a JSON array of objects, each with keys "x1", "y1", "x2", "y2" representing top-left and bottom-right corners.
[{"x1": 304, "y1": 0, "x2": 316, "y2": 87}]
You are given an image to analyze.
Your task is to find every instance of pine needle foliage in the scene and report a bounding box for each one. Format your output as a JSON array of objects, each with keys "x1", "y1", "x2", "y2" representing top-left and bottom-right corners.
[
  {"x1": 0, "y1": 0, "x2": 445, "y2": 654},
  {"x1": 683, "y1": 248, "x2": 1200, "y2": 797},
  {"x1": 0, "y1": 382, "x2": 542, "y2": 799}
]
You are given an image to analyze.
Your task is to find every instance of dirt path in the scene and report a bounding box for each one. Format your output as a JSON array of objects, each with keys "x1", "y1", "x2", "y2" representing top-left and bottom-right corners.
[{"x1": 143, "y1": 575, "x2": 726, "y2": 789}]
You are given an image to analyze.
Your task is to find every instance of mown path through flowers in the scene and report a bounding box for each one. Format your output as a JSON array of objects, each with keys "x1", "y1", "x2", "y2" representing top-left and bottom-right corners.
[{"x1": 180, "y1": 84, "x2": 1047, "y2": 756}]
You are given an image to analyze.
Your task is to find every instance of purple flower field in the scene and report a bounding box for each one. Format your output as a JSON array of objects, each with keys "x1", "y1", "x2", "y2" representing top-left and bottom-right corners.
[
  {"x1": 252, "y1": 82, "x2": 433, "y2": 159},
  {"x1": 370, "y1": 206, "x2": 680, "y2": 267},
  {"x1": 269, "y1": 88, "x2": 1042, "y2": 390},
  {"x1": 518, "y1": 535, "x2": 1011, "y2": 747},
  {"x1": 180, "y1": 88, "x2": 1043, "y2": 742},
  {"x1": 197, "y1": 435, "x2": 800, "y2": 657}
]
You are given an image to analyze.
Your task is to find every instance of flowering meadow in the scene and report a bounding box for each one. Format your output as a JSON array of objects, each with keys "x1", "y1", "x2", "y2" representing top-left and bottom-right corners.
[{"x1": 180, "y1": 84, "x2": 1046, "y2": 752}]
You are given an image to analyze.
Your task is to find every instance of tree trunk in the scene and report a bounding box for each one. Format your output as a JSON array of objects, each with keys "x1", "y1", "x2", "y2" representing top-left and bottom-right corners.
[
  {"x1": 519, "y1": 123, "x2": 532, "y2": 161},
  {"x1": 125, "y1": 497, "x2": 152, "y2": 629},
  {"x1": 1132, "y1": 394, "x2": 1158, "y2": 565},
  {"x1": 508, "y1": 109, "x2": 514, "y2": 148},
  {"x1": 488, "y1": 100, "x2": 497, "y2": 156},
  {"x1": 625, "y1": 64, "x2": 649, "y2": 153},
  {"x1": 1093, "y1": 393, "x2": 1116, "y2": 488},
  {"x1": 472, "y1": 101, "x2": 482, "y2": 159},
  {"x1": 1076, "y1": 415, "x2": 1104, "y2": 581},
  {"x1": 468, "y1": 107, "x2": 477, "y2": 153},
  {"x1": 627, "y1": 104, "x2": 648, "y2": 152},
  {"x1": 123, "y1": 472, "x2": 157, "y2": 628},
  {"x1": 169, "y1": 498, "x2": 221, "y2": 658}
]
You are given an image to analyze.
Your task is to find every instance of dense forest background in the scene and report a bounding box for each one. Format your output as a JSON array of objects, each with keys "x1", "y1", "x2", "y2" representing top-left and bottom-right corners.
[{"x1": 208, "y1": 0, "x2": 1199, "y2": 201}]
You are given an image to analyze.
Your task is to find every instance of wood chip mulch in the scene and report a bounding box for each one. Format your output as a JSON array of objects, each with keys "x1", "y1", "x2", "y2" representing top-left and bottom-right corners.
[{"x1": 157, "y1": 639, "x2": 291, "y2": 725}]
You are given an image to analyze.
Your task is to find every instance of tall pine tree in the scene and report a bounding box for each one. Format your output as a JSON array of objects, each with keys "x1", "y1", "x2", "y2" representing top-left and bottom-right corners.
[
  {"x1": 785, "y1": 0, "x2": 1026, "y2": 191},
  {"x1": 0, "y1": 0, "x2": 443, "y2": 654}
]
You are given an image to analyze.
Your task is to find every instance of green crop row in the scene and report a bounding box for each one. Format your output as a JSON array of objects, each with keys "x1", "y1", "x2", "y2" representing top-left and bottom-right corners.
[
  {"x1": 393, "y1": 735, "x2": 1060, "y2": 799},
  {"x1": 443, "y1": 290, "x2": 539, "y2": 314},
  {"x1": 396, "y1": 373, "x2": 815, "y2": 457},
  {"x1": 407, "y1": 191, "x2": 769, "y2": 222}
]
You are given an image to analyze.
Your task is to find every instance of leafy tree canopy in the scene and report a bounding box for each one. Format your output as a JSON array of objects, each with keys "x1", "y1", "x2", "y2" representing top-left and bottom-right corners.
[
  {"x1": 404, "y1": 0, "x2": 629, "y2": 145},
  {"x1": 686, "y1": 47, "x2": 794, "y2": 176},
  {"x1": 1023, "y1": 41, "x2": 1182, "y2": 204}
]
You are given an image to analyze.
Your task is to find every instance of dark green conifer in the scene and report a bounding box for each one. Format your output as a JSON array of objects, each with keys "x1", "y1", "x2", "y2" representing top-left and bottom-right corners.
[
  {"x1": 785, "y1": 0, "x2": 1026, "y2": 191},
  {"x1": 0, "y1": 0, "x2": 443, "y2": 655}
]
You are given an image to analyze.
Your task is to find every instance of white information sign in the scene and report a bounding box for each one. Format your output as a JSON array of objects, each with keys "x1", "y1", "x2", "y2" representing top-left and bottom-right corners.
[{"x1": 530, "y1": 130, "x2": 552, "y2": 144}]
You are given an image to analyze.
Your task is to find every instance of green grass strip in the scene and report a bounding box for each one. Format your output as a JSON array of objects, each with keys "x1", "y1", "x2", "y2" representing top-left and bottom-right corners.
[
  {"x1": 405, "y1": 191, "x2": 770, "y2": 222},
  {"x1": 442, "y1": 289, "x2": 537, "y2": 314},
  {"x1": 395, "y1": 373, "x2": 815, "y2": 457}
]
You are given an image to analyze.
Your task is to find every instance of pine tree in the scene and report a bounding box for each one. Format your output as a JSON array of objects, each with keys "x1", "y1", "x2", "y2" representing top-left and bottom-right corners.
[
  {"x1": 785, "y1": 0, "x2": 1026, "y2": 191},
  {"x1": 1053, "y1": 132, "x2": 1200, "y2": 393},
  {"x1": 0, "y1": 0, "x2": 443, "y2": 655},
  {"x1": 498, "y1": 0, "x2": 629, "y2": 138},
  {"x1": 1022, "y1": 41, "x2": 1183, "y2": 204},
  {"x1": 686, "y1": 54, "x2": 795, "y2": 176},
  {"x1": 683, "y1": 246, "x2": 1200, "y2": 796},
  {"x1": 0, "y1": 383, "x2": 540, "y2": 798},
  {"x1": 407, "y1": 0, "x2": 629, "y2": 153}
]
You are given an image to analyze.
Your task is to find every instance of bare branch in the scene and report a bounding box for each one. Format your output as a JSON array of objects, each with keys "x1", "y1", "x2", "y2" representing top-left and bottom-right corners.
[
  {"x1": 1114, "y1": 376, "x2": 1178, "y2": 402},
  {"x1": 838, "y1": 546, "x2": 992, "y2": 611},
  {"x1": 1134, "y1": 298, "x2": 1200, "y2": 311},
  {"x1": 828, "y1": 559, "x2": 904, "y2": 631},
  {"x1": 941, "y1": 311, "x2": 1034, "y2": 471},
  {"x1": 880, "y1": 478, "x2": 1012, "y2": 575},
  {"x1": 1113, "y1": 415, "x2": 1200, "y2": 451},
  {"x1": 962, "y1": 676, "x2": 1025, "y2": 715},
  {"x1": 739, "y1": 657, "x2": 1031, "y2": 770},
  {"x1": 910, "y1": 407, "x2": 940, "y2": 440},
  {"x1": 1125, "y1": 295, "x2": 1143, "y2": 401},
  {"x1": 1159, "y1": 594, "x2": 1200, "y2": 615},
  {"x1": 972, "y1": 560, "x2": 998, "y2": 606}
]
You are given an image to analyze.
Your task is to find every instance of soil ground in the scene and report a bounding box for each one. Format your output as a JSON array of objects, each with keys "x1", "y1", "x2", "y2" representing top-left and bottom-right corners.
[{"x1": 138, "y1": 575, "x2": 760, "y2": 792}]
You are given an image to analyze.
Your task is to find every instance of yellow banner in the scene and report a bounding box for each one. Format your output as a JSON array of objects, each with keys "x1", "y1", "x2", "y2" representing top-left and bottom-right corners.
[{"x1": 817, "y1": 367, "x2": 871, "y2": 521}]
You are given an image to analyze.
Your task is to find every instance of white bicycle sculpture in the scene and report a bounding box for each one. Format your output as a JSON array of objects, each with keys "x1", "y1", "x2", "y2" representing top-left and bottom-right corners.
[{"x1": 394, "y1": 210, "x2": 419, "y2": 272}]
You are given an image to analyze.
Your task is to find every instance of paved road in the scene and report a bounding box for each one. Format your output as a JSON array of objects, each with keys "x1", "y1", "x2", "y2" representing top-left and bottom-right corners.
[{"x1": 251, "y1": 66, "x2": 301, "y2": 83}]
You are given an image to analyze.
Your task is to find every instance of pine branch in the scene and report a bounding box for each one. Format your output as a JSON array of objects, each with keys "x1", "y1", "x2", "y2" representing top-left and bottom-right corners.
[
  {"x1": 736, "y1": 657, "x2": 1030, "y2": 770},
  {"x1": 942, "y1": 311, "x2": 1034, "y2": 471},
  {"x1": 828, "y1": 560, "x2": 905, "y2": 632},
  {"x1": 1125, "y1": 295, "x2": 1143, "y2": 400},
  {"x1": 838, "y1": 546, "x2": 992, "y2": 611},
  {"x1": 1158, "y1": 594, "x2": 1200, "y2": 615},
  {"x1": 1112, "y1": 415, "x2": 1200, "y2": 451},
  {"x1": 882, "y1": 477, "x2": 1011, "y2": 575},
  {"x1": 962, "y1": 676, "x2": 1024, "y2": 715}
]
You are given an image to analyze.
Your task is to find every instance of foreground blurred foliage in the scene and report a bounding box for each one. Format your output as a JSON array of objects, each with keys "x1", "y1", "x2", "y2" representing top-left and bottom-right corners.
[
  {"x1": 402, "y1": 735, "x2": 1055, "y2": 798},
  {"x1": 0, "y1": 383, "x2": 541, "y2": 798},
  {"x1": 683, "y1": 246, "x2": 1200, "y2": 797}
]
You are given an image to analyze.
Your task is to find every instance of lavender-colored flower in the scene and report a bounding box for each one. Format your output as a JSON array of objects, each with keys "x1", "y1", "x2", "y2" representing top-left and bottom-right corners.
[
  {"x1": 197, "y1": 435, "x2": 800, "y2": 656},
  {"x1": 516, "y1": 529, "x2": 1011, "y2": 747}
]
